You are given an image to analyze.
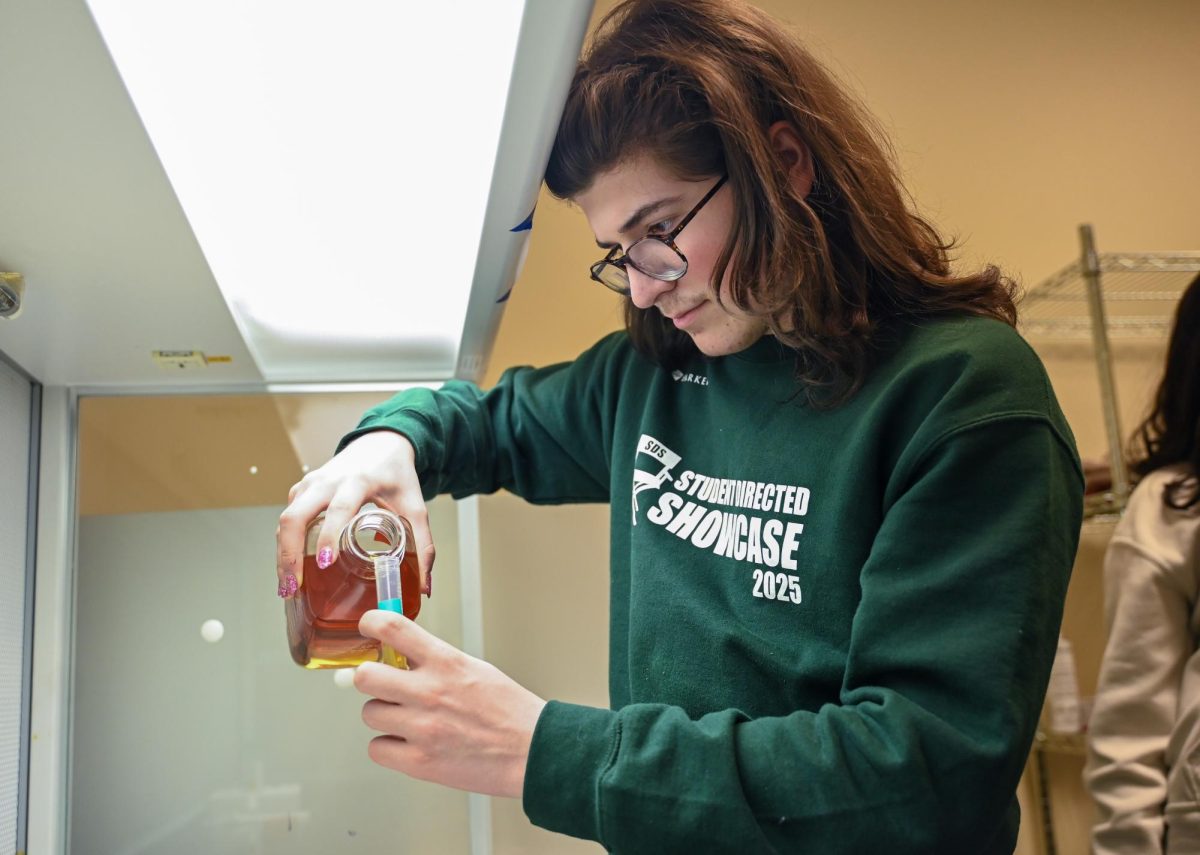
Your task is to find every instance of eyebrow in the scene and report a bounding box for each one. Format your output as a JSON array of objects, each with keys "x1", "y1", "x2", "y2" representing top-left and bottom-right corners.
[{"x1": 594, "y1": 196, "x2": 683, "y2": 249}]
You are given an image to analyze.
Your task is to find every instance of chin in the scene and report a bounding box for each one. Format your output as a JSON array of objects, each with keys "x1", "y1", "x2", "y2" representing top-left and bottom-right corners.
[
  {"x1": 691, "y1": 338, "x2": 735, "y2": 357},
  {"x1": 690, "y1": 327, "x2": 766, "y2": 357}
]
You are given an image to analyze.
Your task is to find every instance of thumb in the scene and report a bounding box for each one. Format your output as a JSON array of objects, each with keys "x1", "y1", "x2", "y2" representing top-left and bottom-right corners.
[{"x1": 359, "y1": 609, "x2": 444, "y2": 667}]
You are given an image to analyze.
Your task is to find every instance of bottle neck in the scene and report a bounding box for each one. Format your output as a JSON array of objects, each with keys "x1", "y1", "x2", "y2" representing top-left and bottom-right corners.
[{"x1": 338, "y1": 508, "x2": 406, "y2": 575}]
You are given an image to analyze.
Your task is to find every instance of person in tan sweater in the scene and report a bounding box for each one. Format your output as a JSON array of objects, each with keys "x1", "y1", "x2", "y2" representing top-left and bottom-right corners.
[{"x1": 1086, "y1": 272, "x2": 1200, "y2": 854}]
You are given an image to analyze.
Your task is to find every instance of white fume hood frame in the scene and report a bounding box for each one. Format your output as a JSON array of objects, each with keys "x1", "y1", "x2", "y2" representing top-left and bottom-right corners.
[{"x1": 1, "y1": 1, "x2": 595, "y2": 853}]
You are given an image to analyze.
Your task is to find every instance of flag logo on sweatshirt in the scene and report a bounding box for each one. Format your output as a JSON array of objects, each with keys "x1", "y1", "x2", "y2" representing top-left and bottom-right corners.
[{"x1": 632, "y1": 434, "x2": 681, "y2": 525}]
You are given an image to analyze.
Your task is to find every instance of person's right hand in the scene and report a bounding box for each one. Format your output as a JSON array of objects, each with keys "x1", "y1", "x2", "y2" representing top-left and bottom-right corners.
[{"x1": 275, "y1": 430, "x2": 435, "y2": 600}]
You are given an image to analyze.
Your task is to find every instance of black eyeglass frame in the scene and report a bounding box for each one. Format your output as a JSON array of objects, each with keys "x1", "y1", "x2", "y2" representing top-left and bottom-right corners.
[{"x1": 589, "y1": 174, "x2": 729, "y2": 296}]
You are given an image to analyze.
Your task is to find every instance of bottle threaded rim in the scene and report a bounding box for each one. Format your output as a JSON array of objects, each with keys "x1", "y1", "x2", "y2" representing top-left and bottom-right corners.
[{"x1": 341, "y1": 507, "x2": 406, "y2": 565}]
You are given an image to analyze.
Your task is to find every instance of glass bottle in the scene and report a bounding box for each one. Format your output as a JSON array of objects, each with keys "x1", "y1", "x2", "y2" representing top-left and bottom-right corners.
[{"x1": 285, "y1": 507, "x2": 421, "y2": 669}]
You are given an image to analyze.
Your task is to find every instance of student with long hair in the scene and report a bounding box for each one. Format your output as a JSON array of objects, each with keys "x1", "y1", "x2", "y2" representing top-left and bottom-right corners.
[
  {"x1": 276, "y1": 2, "x2": 1084, "y2": 851},
  {"x1": 1086, "y1": 272, "x2": 1200, "y2": 854}
]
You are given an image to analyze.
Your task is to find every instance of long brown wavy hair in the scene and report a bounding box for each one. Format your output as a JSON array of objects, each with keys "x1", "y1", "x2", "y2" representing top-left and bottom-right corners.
[
  {"x1": 1128, "y1": 272, "x2": 1200, "y2": 510},
  {"x1": 544, "y1": 0, "x2": 1018, "y2": 406}
]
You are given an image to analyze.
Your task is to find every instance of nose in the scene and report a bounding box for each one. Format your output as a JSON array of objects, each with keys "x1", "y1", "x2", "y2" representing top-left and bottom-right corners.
[{"x1": 627, "y1": 268, "x2": 675, "y2": 310}]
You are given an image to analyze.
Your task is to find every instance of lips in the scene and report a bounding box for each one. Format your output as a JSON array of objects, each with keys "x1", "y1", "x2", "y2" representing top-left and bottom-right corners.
[{"x1": 667, "y1": 301, "x2": 705, "y2": 329}]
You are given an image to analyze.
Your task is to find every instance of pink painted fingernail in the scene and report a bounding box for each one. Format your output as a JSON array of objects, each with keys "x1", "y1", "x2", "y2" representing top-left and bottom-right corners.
[
  {"x1": 285, "y1": 574, "x2": 299, "y2": 597},
  {"x1": 277, "y1": 581, "x2": 287, "y2": 598},
  {"x1": 317, "y1": 547, "x2": 333, "y2": 569}
]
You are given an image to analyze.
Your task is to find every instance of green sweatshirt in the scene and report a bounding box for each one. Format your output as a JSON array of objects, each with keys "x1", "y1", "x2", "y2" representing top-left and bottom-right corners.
[{"x1": 340, "y1": 316, "x2": 1084, "y2": 854}]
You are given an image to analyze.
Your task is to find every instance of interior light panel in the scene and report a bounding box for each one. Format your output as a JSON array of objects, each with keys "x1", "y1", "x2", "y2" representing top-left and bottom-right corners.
[{"x1": 85, "y1": 0, "x2": 526, "y2": 382}]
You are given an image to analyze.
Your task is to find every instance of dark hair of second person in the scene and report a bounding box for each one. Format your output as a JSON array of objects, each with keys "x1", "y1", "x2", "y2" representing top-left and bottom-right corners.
[{"x1": 1128, "y1": 271, "x2": 1200, "y2": 510}]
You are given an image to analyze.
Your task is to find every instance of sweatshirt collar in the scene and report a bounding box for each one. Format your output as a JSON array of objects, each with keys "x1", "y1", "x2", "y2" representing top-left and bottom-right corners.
[{"x1": 727, "y1": 333, "x2": 791, "y2": 364}]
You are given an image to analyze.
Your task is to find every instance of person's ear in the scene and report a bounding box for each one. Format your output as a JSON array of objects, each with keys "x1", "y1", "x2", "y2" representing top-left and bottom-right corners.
[{"x1": 767, "y1": 120, "x2": 815, "y2": 199}]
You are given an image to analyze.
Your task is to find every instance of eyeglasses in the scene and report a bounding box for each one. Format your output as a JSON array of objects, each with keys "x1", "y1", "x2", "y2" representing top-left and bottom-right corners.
[{"x1": 589, "y1": 174, "x2": 728, "y2": 296}]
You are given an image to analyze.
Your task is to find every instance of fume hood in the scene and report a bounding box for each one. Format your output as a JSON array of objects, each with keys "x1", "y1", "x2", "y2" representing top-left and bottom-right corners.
[
  {"x1": 0, "y1": 0, "x2": 591, "y2": 390},
  {"x1": 0, "y1": 2, "x2": 593, "y2": 853}
]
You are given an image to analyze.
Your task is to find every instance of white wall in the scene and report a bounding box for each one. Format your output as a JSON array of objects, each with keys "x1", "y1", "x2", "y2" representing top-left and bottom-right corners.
[
  {"x1": 72, "y1": 501, "x2": 469, "y2": 855},
  {"x1": 0, "y1": 359, "x2": 32, "y2": 855}
]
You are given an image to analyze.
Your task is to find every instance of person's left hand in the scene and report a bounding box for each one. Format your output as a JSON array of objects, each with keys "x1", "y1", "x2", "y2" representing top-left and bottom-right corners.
[{"x1": 354, "y1": 610, "x2": 547, "y2": 799}]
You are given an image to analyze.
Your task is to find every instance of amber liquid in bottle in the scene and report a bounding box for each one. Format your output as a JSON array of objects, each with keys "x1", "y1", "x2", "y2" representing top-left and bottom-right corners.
[{"x1": 285, "y1": 510, "x2": 421, "y2": 669}]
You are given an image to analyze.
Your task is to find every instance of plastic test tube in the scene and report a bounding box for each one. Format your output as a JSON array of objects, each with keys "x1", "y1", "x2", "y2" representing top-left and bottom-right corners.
[{"x1": 374, "y1": 554, "x2": 409, "y2": 669}]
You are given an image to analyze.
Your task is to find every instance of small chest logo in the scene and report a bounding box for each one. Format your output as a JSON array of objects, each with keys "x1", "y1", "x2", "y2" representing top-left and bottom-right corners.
[{"x1": 671, "y1": 369, "x2": 709, "y2": 386}]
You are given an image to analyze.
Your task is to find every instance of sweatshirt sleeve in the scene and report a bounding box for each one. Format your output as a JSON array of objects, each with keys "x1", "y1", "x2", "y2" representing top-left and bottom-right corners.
[
  {"x1": 335, "y1": 333, "x2": 631, "y2": 504},
  {"x1": 1085, "y1": 534, "x2": 1193, "y2": 855},
  {"x1": 522, "y1": 415, "x2": 1083, "y2": 853}
]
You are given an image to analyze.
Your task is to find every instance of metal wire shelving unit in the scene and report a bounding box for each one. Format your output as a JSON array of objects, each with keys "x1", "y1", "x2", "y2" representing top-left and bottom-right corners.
[{"x1": 1020, "y1": 225, "x2": 1200, "y2": 518}]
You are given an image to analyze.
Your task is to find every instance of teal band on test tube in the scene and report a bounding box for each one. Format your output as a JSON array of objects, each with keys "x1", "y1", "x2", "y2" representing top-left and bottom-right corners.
[{"x1": 373, "y1": 555, "x2": 403, "y2": 615}]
